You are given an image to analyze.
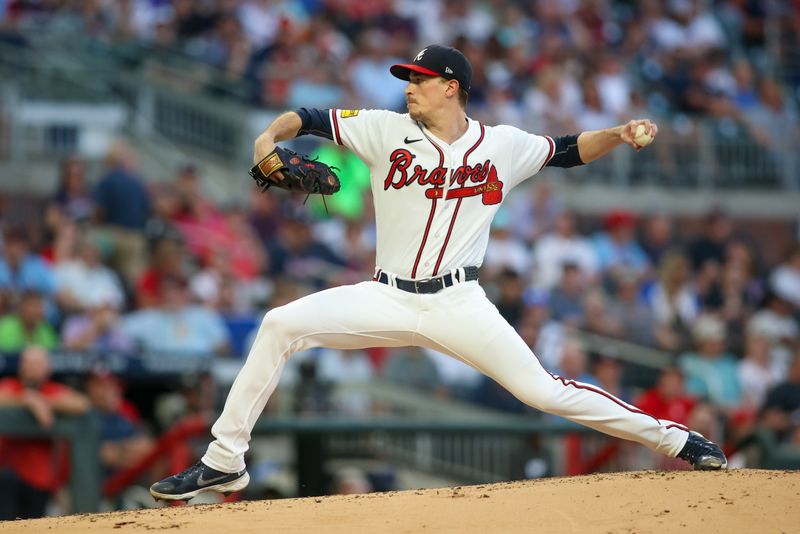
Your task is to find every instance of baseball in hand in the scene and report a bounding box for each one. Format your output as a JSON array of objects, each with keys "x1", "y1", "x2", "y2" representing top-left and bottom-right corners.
[{"x1": 633, "y1": 124, "x2": 653, "y2": 147}]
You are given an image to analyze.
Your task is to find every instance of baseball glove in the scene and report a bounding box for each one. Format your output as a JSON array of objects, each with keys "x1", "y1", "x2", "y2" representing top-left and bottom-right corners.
[{"x1": 249, "y1": 147, "x2": 341, "y2": 197}]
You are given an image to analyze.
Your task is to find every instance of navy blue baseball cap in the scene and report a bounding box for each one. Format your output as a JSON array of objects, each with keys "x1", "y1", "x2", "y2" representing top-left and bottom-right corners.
[{"x1": 390, "y1": 45, "x2": 472, "y2": 93}]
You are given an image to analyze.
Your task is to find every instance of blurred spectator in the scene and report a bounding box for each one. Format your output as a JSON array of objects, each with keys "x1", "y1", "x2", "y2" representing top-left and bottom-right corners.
[
  {"x1": 317, "y1": 348, "x2": 374, "y2": 415},
  {"x1": 592, "y1": 354, "x2": 630, "y2": 403},
  {"x1": 747, "y1": 291, "x2": 799, "y2": 378},
  {"x1": 135, "y1": 237, "x2": 187, "y2": 309},
  {"x1": 702, "y1": 240, "x2": 762, "y2": 353},
  {"x1": 218, "y1": 205, "x2": 268, "y2": 282},
  {"x1": 522, "y1": 291, "x2": 565, "y2": 372},
  {"x1": 53, "y1": 235, "x2": 125, "y2": 314},
  {"x1": 594, "y1": 55, "x2": 631, "y2": 119},
  {"x1": 639, "y1": 213, "x2": 676, "y2": 267},
  {"x1": 688, "y1": 209, "x2": 733, "y2": 271},
  {"x1": 576, "y1": 77, "x2": 618, "y2": 131},
  {"x1": 247, "y1": 187, "x2": 282, "y2": 245},
  {"x1": 49, "y1": 156, "x2": 94, "y2": 224},
  {"x1": 769, "y1": 246, "x2": 800, "y2": 309},
  {"x1": 169, "y1": 165, "x2": 227, "y2": 261},
  {"x1": 548, "y1": 263, "x2": 586, "y2": 325},
  {"x1": 506, "y1": 180, "x2": 562, "y2": 247},
  {"x1": 155, "y1": 372, "x2": 218, "y2": 428},
  {"x1": 581, "y1": 289, "x2": 624, "y2": 339},
  {"x1": 730, "y1": 59, "x2": 758, "y2": 113},
  {"x1": 60, "y1": 295, "x2": 133, "y2": 352},
  {"x1": 759, "y1": 350, "x2": 800, "y2": 444},
  {"x1": 0, "y1": 228, "x2": 56, "y2": 298},
  {"x1": 522, "y1": 66, "x2": 580, "y2": 136},
  {"x1": 650, "y1": 0, "x2": 727, "y2": 56},
  {"x1": 316, "y1": 218, "x2": 375, "y2": 276},
  {"x1": 636, "y1": 367, "x2": 697, "y2": 426},
  {"x1": 425, "y1": 347, "x2": 483, "y2": 399},
  {"x1": 382, "y1": 346, "x2": 444, "y2": 395},
  {"x1": 0, "y1": 290, "x2": 58, "y2": 352},
  {"x1": 268, "y1": 207, "x2": 346, "y2": 286},
  {"x1": 644, "y1": 250, "x2": 698, "y2": 351},
  {"x1": 287, "y1": 66, "x2": 344, "y2": 110},
  {"x1": 483, "y1": 210, "x2": 531, "y2": 279},
  {"x1": 142, "y1": 183, "x2": 184, "y2": 246},
  {"x1": 190, "y1": 247, "x2": 263, "y2": 314},
  {"x1": 85, "y1": 372, "x2": 153, "y2": 472},
  {"x1": 173, "y1": 164, "x2": 218, "y2": 222},
  {"x1": 122, "y1": 275, "x2": 230, "y2": 356},
  {"x1": 738, "y1": 333, "x2": 782, "y2": 410},
  {"x1": 348, "y1": 29, "x2": 405, "y2": 110},
  {"x1": 531, "y1": 211, "x2": 597, "y2": 290},
  {"x1": 592, "y1": 209, "x2": 650, "y2": 280},
  {"x1": 556, "y1": 338, "x2": 595, "y2": 384},
  {"x1": 491, "y1": 268, "x2": 525, "y2": 327},
  {"x1": 92, "y1": 142, "x2": 152, "y2": 283},
  {"x1": 607, "y1": 271, "x2": 660, "y2": 347},
  {"x1": 679, "y1": 314, "x2": 742, "y2": 409},
  {"x1": 0, "y1": 346, "x2": 89, "y2": 520}
]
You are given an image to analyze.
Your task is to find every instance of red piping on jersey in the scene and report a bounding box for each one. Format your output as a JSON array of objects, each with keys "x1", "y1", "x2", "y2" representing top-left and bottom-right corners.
[
  {"x1": 331, "y1": 109, "x2": 343, "y2": 145},
  {"x1": 545, "y1": 369, "x2": 690, "y2": 433},
  {"x1": 432, "y1": 123, "x2": 485, "y2": 276},
  {"x1": 540, "y1": 135, "x2": 555, "y2": 170},
  {"x1": 410, "y1": 132, "x2": 445, "y2": 278}
]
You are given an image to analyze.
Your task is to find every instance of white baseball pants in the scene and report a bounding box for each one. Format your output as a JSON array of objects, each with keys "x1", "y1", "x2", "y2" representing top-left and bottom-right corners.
[{"x1": 202, "y1": 279, "x2": 689, "y2": 473}]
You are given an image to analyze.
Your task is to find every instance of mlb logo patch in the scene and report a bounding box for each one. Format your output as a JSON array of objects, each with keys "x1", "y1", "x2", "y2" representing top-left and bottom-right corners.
[{"x1": 340, "y1": 109, "x2": 360, "y2": 118}]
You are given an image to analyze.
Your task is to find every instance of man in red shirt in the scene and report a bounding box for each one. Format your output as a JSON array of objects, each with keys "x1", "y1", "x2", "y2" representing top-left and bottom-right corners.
[
  {"x1": 0, "y1": 345, "x2": 89, "y2": 519},
  {"x1": 636, "y1": 367, "x2": 697, "y2": 425},
  {"x1": 635, "y1": 367, "x2": 698, "y2": 470}
]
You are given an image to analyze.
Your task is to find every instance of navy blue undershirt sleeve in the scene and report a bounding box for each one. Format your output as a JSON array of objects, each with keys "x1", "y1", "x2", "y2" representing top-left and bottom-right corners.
[
  {"x1": 295, "y1": 107, "x2": 333, "y2": 140},
  {"x1": 545, "y1": 134, "x2": 584, "y2": 168}
]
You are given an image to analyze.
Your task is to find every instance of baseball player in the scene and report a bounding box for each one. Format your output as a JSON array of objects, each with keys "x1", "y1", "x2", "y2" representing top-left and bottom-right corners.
[{"x1": 150, "y1": 45, "x2": 726, "y2": 501}]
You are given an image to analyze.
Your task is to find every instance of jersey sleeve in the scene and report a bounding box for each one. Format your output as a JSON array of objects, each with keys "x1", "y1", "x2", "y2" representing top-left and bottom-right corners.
[
  {"x1": 497, "y1": 125, "x2": 556, "y2": 188},
  {"x1": 328, "y1": 109, "x2": 392, "y2": 167}
]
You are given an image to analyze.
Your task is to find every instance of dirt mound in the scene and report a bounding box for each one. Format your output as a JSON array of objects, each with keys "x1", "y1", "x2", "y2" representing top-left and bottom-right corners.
[{"x1": 3, "y1": 469, "x2": 798, "y2": 533}]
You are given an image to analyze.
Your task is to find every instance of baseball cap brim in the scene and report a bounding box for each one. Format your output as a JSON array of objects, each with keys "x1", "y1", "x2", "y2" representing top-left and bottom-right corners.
[{"x1": 390, "y1": 63, "x2": 441, "y2": 81}]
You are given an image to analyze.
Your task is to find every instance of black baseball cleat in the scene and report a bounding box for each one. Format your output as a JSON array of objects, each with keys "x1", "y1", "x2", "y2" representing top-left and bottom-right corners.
[
  {"x1": 150, "y1": 461, "x2": 250, "y2": 501},
  {"x1": 677, "y1": 431, "x2": 728, "y2": 470}
]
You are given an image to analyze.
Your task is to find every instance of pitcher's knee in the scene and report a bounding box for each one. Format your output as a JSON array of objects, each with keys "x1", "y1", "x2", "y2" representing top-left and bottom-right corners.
[{"x1": 260, "y1": 306, "x2": 301, "y2": 341}]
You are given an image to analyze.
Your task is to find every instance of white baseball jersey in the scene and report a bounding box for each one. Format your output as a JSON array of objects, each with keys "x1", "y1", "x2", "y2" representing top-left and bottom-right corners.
[{"x1": 328, "y1": 108, "x2": 555, "y2": 279}]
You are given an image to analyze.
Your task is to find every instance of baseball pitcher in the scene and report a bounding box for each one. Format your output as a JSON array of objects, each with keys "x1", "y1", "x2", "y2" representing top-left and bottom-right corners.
[{"x1": 151, "y1": 45, "x2": 726, "y2": 501}]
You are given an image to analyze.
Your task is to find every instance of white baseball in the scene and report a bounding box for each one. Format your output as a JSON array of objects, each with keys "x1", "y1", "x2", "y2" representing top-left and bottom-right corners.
[{"x1": 633, "y1": 124, "x2": 653, "y2": 147}]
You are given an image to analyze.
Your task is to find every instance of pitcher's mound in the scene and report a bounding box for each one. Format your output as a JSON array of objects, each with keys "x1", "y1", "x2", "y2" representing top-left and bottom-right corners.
[{"x1": 5, "y1": 469, "x2": 799, "y2": 533}]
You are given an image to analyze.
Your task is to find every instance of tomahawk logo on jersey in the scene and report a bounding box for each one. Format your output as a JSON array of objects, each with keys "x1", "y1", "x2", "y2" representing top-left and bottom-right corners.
[{"x1": 328, "y1": 108, "x2": 555, "y2": 279}]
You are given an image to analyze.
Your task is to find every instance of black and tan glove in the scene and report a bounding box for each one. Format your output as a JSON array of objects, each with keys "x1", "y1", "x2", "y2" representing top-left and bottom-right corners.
[{"x1": 249, "y1": 147, "x2": 340, "y2": 197}]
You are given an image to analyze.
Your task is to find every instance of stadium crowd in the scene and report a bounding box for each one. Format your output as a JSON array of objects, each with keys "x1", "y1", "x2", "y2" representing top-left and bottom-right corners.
[
  {"x1": 2, "y1": 0, "x2": 799, "y2": 130},
  {"x1": 0, "y1": 0, "x2": 799, "y2": 519}
]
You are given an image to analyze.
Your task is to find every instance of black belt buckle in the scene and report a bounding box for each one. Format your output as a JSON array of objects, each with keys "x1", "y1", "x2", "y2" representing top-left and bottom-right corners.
[{"x1": 414, "y1": 277, "x2": 443, "y2": 294}]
